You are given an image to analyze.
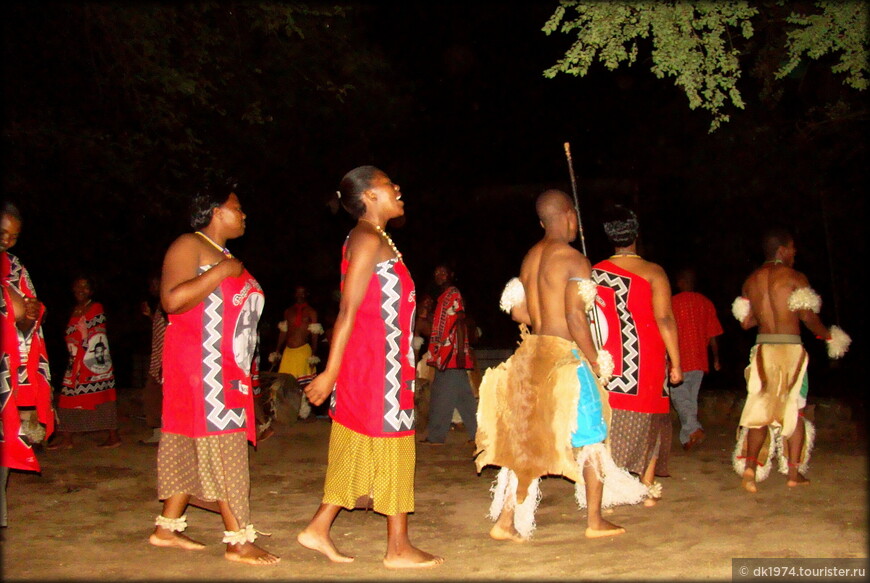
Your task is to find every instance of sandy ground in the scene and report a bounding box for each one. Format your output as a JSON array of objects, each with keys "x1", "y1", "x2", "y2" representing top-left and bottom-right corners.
[{"x1": 3, "y1": 391, "x2": 867, "y2": 582}]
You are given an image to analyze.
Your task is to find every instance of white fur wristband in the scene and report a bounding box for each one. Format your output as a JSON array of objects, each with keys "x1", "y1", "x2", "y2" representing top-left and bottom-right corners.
[
  {"x1": 596, "y1": 349, "x2": 615, "y2": 385},
  {"x1": 826, "y1": 325, "x2": 851, "y2": 359}
]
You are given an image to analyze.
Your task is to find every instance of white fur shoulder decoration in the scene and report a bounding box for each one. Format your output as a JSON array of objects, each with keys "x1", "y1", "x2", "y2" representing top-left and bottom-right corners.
[
  {"x1": 277, "y1": 320, "x2": 288, "y2": 333},
  {"x1": 499, "y1": 277, "x2": 525, "y2": 314},
  {"x1": 787, "y1": 287, "x2": 821, "y2": 313},
  {"x1": 731, "y1": 296, "x2": 751, "y2": 322},
  {"x1": 574, "y1": 278, "x2": 598, "y2": 312},
  {"x1": 308, "y1": 322, "x2": 324, "y2": 335},
  {"x1": 826, "y1": 325, "x2": 851, "y2": 359}
]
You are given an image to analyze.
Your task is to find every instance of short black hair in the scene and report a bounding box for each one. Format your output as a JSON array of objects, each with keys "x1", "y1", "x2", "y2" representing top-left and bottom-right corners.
[
  {"x1": 338, "y1": 165, "x2": 383, "y2": 219},
  {"x1": 761, "y1": 227, "x2": 792, "y2": 259},
  {"x1": 2, "y1": 201, "x2": 22, "y2": 221},
  {"x1": 601, "y1": 204, "x2": 639, "y2": 247},
  {"x1": 190, "y1": 176, "x2": 239, "y2": 229}
]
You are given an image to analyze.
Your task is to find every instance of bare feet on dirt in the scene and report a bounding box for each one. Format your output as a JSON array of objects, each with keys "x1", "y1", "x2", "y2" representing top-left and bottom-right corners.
[
  {"x1": 382, "y1": 545, "x2": 444, "y2": 569},
  {"x1": 224, "y1": 542, "x2": 280, "y2": 565},
  {"x1": 585, "y1": 520, "x2": 626, "y2": 539},
  {"x1": 148, "y1": 528, "x2": 206, "y2": 551},
  {"x1": 296, "y1": 529, "x2": 354, "y2": 563},
  {"x1": 787, "y1": 473, "x2": 810, "y2": 487},
  {"x1": 489, "y1": 524, "x2": 526, "y2": 543},
  {"x1": 741, "y1": 469, "x2": 758, "y2": 493}
]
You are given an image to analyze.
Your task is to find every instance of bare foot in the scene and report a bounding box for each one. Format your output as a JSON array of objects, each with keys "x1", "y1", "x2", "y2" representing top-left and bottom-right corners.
[
  {"x1": 741, "y1": 469, "x2": 758, "y2": 493},
  {"x1": 225, "y1": 542, "x2": 280, "y2": 565},
  {"x1": 98, "y1": 438, "x2": 121, "y2": 449},
  {"x1": 489, "y1": 523, "x2": 526, "y2": 543},
  {"x1": 149, "y1": 528, "x2": 206, "y2": 551},
  {"x1": 383, "y1": 545, "x2": 444, "y2": 569},
  {"x1": 297, "y1": 529, "x2": 354, "y2": 563},
  {"x1": 46, "y1": 438, "x2": 73, "y2": 450},
  {"x1": 787, "y1": 473, "x2": 810, "y2": 487},
  {"x1": 585, "y1": 521, "x2": 626, "y2": 539},
  {"x1": 643, "y1": 496, "x2": 659, "y2": 507}
]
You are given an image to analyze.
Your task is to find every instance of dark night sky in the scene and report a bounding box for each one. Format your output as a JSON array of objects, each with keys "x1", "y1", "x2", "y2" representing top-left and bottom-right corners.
[{"x1": 3, "y1": 3, "x2": 866, "y2": 398}]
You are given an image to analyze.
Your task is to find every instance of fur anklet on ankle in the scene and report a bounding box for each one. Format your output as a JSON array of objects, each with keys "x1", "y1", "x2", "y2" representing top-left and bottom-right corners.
[
  {"x1": 155, "y1": 514, "x2": 188, "y2": 532},
  {"x1": 222, "y1": 524, "x2": 257, "y2": 545}
]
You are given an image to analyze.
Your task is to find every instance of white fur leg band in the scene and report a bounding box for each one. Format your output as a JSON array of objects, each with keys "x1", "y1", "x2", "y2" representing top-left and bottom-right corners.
[
  {"x1": 787, "y1": 287, "x2": 821, "y2": 313},
  {"x1": 155, "y1": 514, "x2": 188, "y2": 532},
  {"x1": 499, "y1": 277, "x2": 525, "y2": 314},
  {"x1": 222, "y1": 524, "x2": 257, "y2": 545},
  {"x1": 826, "y1": 325, "x2": 851, "y2": 359},
  {"x1": 732, "y1": 296, "x2": 750, "y2": 322},
  {"x1": 596, "y1": 349, "x2": 614, "y2": 385}
]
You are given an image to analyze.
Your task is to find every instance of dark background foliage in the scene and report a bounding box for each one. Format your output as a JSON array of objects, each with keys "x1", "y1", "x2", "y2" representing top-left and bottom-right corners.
[{"x1": 3, "y1": 2, "x2": 865, "y2": 401}]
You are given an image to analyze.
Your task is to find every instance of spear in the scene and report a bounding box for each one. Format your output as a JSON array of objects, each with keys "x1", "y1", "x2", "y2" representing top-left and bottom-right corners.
[
  {"x1": 564, "y1": 142, "x2": 603, "y2": 349},
  {"x1": 563, "y1": 142, "x2": 587, "y2": 256}
]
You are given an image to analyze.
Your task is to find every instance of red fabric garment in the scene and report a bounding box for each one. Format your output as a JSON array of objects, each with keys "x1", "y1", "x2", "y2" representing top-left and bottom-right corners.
[
  {"x1": 1, "y1": 252, "x2": 54, "y2": 472},
  {"x1": 162, "y1": 265, "x2": 264, "y2": 444},
  {"x1": 59, "y1": 302, "x2": 116, "y2": 410},
  {"x1": 292, "y1": 303, "x2": 309, "y2": 327},
  {"x1": 330, "y1": 238, "x2": 416, "y2": 437},
  {"x1": 671, "y1": 291, "x2": 723, "y2": 373},
  {"x1": 592, "y1": 260, "x2": 669, "y2": 414},
  {"x1": 426, "y1": 286, "x2": 472, "y2": 370}
]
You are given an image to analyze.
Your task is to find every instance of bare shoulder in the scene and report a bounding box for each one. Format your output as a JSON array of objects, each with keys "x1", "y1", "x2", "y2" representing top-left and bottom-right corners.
[
  {"x1": 346, "y1": 225, "x2": 381, "y2": 254},
  {"x1": 163, "y1": 233, "x2": 202, "y2": 262}
]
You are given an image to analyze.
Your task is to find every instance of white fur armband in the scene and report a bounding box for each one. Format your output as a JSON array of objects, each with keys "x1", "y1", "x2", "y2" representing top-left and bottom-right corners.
[
  {"x1": 596, "y1": 349, "x2": 614, "y2": 385},
  {"x1": 308, "y1": 322, "x2": 324, "y2": 335},
  {"x1": 731, "y1": 296, "x2": 751, "y2": 322},
  {"x1": 826, "y1": 325, "x2": 851, "y2": 359},
  {"x1": 268, "y1": 351, "x2": 281, "y2": 364},
  {"x1": 307, "y1": 355, "x2": 321, "y2": 366},
  {"x1": 277, "y1": 320, "x2": 288, "y2": 333},
  {"x1": 499, "y1": 277, "x2": 525, "y2": 314},
  {"x1": 787, "y1": 287, "x2": 821, "y2": 313},
  {"x1": 574, "y1": 278, "x2": 598, "y2": 312}
]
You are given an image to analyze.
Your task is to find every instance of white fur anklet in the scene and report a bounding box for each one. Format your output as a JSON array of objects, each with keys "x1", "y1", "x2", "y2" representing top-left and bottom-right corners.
[
  {"x1": 222, "y1": 524, "x2": 258, "y2": 545},
  {"x1": 155, "y1": 514, "x2": 188, "y2": 532}
]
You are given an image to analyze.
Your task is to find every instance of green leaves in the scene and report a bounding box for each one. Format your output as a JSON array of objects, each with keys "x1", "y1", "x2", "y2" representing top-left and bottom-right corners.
[{"x1": 543, "y1": 1, "x2": 867, "y2": 131}]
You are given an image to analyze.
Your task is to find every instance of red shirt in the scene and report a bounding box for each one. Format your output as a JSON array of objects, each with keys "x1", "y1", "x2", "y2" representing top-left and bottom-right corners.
[{"x1": 671, "y1": 291, "x2": 722, "y2": 373}]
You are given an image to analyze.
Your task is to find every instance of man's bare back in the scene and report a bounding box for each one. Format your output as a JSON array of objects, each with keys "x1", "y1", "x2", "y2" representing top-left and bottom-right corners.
[{"x1": 742, "y1": 264, "x2": 819, "y2": 336}]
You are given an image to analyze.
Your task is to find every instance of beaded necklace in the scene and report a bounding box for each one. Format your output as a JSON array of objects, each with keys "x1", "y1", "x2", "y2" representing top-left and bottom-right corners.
[
  {"x1": 359, "y1": 218, "x2": 402, "y2": 261},
  {"x1": 195, "y1": 231, "x2": 233, "y2": 258}
]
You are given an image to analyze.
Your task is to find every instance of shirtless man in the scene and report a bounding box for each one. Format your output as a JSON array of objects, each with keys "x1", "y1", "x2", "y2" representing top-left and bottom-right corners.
[
  {"x1": 487, "y1": 190, "x2": 629, "y2": 540},
  {"x1": 272, "y1": 285, "x2": 321, "y2": 420},
  {"x1": 734, "y1": 227, "x2": 850, "y2": 492}
]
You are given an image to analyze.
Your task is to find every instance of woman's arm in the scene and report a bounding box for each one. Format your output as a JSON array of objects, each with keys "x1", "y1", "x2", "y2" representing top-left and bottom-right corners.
[
  {"x1": 160, "y1": 234, "x2": 243, "y2": 315},
  {"x1": 304, "y1": 229, "x2": 381, "y2": 406}
]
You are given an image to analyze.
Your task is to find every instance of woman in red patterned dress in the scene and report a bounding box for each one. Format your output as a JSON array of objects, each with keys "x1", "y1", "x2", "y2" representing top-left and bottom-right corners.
[{"x1": 297, "y1": 166, "x2": 443, "y2": 569}]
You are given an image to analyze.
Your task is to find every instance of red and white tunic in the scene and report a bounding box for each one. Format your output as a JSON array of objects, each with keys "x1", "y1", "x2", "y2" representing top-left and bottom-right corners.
[
  {"x1": 162, "y1": 265, "x2": 264, "y2": 444},
  {"x1": 60, "y1": 302, "x2": 116, "y2": 410},
  {"x1": 330, "y1": 240, "x2": 416, "y2": 438},
  {"x1": 592, "y1": 260, "x2": 668, "y2": 414}
]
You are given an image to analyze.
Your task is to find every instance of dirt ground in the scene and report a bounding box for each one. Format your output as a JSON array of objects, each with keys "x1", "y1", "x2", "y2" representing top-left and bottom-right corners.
[{"x1": 3, "y1": 390, "x2": 867, "y2": 582}]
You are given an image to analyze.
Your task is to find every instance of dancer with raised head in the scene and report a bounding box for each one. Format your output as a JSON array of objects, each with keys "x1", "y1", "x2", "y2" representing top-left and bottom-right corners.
[
  {"x1": 297, "y1": 166, "x2": 443, "y2": 569},
  {"x1": 732, "y1": 227, "x2": 850, "y2": 492}
]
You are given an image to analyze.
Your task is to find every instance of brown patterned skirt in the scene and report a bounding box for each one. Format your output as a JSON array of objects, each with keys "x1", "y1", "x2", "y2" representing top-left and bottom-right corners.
[
  {"x1": 56, "y1": 401, "x2": 118, "y2": 432},
  {"x1": 608, "y1": 410, "x2": 671, "y2": 477},
  {"x1": 157, "y1": 431, "x2": 251, "y2": 526}
]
